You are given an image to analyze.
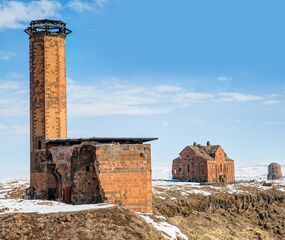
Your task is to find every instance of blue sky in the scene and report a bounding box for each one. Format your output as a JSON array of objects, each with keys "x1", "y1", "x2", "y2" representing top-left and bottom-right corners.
[{"x1": 0, "y1": 0, "x2": 284, "y2": 178}]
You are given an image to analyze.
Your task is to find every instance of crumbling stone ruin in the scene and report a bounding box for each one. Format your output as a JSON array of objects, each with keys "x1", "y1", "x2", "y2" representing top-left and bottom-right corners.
[
  {"x1": 25, "y1": 19, "x2": 156, "y2": 213},
  {"x1": 267, "y1": 162, "x2": 283, "y2": 180},
  {"x1": 172, "y1": 141, "x2": 235, "y2": 183}
]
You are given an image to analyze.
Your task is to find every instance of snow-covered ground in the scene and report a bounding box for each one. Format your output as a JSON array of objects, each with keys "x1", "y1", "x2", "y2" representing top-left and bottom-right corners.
[
  {"x1": 0, "y1": 179, "x2": 29, "y2": 199},
  {"x1": 153, "y1": 178, "x2": 285, "y2": 199},
  {"x1": 140, "y1": 214, "x2": 188, "y2": 240},
  {"x1": 0, "y1": 199, "x2": 113, "y2": 214},
  {"x1": 0, "y1": 179, "x2": 189, "y2": 239},
  {"x1": 1, "y1": 176, "x2": 284, "y2": 240},
  {"x1": 0, "y1": 179, "x2": 115, "y2": 215}
]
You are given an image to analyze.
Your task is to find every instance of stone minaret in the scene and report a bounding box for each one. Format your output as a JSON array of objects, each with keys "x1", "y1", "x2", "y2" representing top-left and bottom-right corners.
[{"x1": 25, "y1": 20, "x2": 71, "y2": 194}]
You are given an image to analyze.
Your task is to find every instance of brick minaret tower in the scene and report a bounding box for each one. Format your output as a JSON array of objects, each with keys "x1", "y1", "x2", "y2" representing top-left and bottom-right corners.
[{"x1": 25, "y1": 20, "x2": 71, "y2": 196}]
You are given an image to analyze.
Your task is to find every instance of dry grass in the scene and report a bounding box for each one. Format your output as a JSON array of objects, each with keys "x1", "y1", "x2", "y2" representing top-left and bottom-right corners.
[
  {"x1": 153, "y1": 189, "x2": 285, "y2": 240},
  {"x1": 0, "y1": 207, "x2": 164, "y2": 240}
]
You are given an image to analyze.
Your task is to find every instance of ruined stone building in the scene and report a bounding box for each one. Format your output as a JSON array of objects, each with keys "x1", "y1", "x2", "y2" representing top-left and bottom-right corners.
[
  {"x1": 267, "y1": 163, "x2": 283, "y2": 180},
  {"x1": 172, "y1": 142, "x2": 235, "y2": 183},
  {"x1": 25, "y1": 20, "x2": 156, "y2": 213}
]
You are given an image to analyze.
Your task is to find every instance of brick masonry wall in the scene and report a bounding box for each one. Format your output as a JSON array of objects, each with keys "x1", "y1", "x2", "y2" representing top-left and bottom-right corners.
[
  {"x1": 207, "y1": 147, "x2": 235, "y2": 182},
  {"x1": 172, "y1": 147, "x2": 208, "y2": 181},
  {"x1": 29, "y1": 32, "x2": 67, "y2": 191},
  {"x1": 96, "y1": 144, "x2": 153, "y2": 213},
  {"x1": 47, "y1": 143, "x2": 153, "y2": 213},
  {"x1": 28, "y1": 28, "x2": 153, "y2": 213},
  {"x1": 267, "y1": 163, "x2": 283, "y2": 180},
  {"x1": 172, "y1": 146, "x2": 235, "y2": 183}
]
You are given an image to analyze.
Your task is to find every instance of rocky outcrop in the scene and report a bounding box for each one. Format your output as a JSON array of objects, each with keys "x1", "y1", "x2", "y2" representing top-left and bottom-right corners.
[
  {"x1": 154, "y1": 191, "x2": 285, "y2": 240},
  {"x1": 155, "y1": 191, "x2": 284, "y2": 217}
]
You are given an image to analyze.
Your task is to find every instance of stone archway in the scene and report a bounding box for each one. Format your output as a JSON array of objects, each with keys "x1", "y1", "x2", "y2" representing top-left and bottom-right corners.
[{"x1": 51, "y1": 170, "x2": 62, "y2": 200}]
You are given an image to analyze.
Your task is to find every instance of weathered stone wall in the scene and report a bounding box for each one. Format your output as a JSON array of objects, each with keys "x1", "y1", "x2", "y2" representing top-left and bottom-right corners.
[
  {"x1": 31, "y1": 172, "x2": 56, "y2": 199},
  {"x1": 96, "y1": 144, "x2": 153, "y2": 213},
  {"x1": 71, "y1": 144, "x2": 102, "y2": 204},
  {"x1": 44, "y1": 35, "x2": 67, "y2": 139},
  {"x1": 172, "y1": 145, "x2": 235, "y2": 183},
  {"x1": 207, "y1": 147, "x2": 235, "y2": 183},
  {"x1": 27, "y1": 22, "x2": 153, "y2": 213},
  {"x1": 172, "y1": 147, "x2": 208, "y2": 182},
  {"x1": 46, "y1": 143, "x2": 153, "y2": 213},
  {"x1": 29, "y1": 32, "x2": 67, "y2": 192},
  {"x1": 268, "y1": 163, "x2": 283, "y2": 180},
  {"x1": 172, "y1": 158, "x2": 181, "y2": 179}
]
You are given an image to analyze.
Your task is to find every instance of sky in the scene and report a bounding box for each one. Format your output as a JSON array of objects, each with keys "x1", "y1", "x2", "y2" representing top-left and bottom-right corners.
[{"x1": 0, "y1": 0, "x2": 284, "y2": 179}]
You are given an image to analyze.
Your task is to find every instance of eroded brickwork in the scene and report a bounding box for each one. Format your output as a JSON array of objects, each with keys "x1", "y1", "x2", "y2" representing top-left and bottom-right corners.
[
  {"x1": 172, "y1": 142, "x2": 235, "y2": 183},
  {"x1": 29, "y1": 31, "x2": 67, "y2": 191},
  {"x1": 47, "y1": 143, "x2": 152, "y2": 213},
  {"x1": 267, "y1": 163, "x2": 283, "y2": 180},
  {"x1": 26, "y1": 20, "x2": 155, "y2": 213},
  {"x1": 96, "y1": 144, "x2": 152, "y2": 213}
]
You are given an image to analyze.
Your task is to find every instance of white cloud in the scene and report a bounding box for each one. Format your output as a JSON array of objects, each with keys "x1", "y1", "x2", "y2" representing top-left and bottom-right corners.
[
  {"x1": 67, "y1": 0, "x2": 93, "y2": 12},
  {"x1": 0, "y1": 51, "x2": 15, "y2": 60},
  {"x1": 67, "y1": 80, "x2": 168, "y2": 116},
  {"x1": 0, "y1": 123, "x2": 28, "y2": 134},
  {"x1": 0, "y1": 80, "x2": 28, "y2": 117},
  {"x1": 174, "y1": 92, "x2": 215, "y2": 103},
  {"x1": 0, "y1": 80, "x2": 21, "y2": 90},
  {"x1": 0, "y1": 76, "x2": 280, "y2": 118},
  {"x1": 67, "y1": 0, "x2": 108, "y2": 12},
  {"x1": 66, "y1": 79, "x2": 279, "y2": 116},
  {"x1": 156, "y1": 85, "x2": 182, "y2": 93},
  {"x1": 217, "y1": 76, "x2": 232, "y2": 82},
  {"x1": 263, "y1": 100, "x2": 280, "y2": 106},
  {"x1": 217, "y1": 92, "x2": 263, "y2": 102},
  {"x1": 0, "y1": 0, "x2": 61, "y2": 30},
  {"x1": 6, "y1": 72, "x2": 23, "y2": 78}
]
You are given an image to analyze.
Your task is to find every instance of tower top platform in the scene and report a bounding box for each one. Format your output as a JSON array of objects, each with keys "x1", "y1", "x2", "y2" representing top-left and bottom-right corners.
[{"x1": 24, "y1": 19, "x2": 71, "y2": 36}]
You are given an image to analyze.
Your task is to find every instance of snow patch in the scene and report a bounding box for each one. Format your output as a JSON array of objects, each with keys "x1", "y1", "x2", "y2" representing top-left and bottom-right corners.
[
  {"x1": 0, "y1": 199, "x2": 114, "y2": 214},
  {"x1": 140, "y1": 214, "x2": 188, "y2": 240},
  {"x1": 0, "y1": 179, "x2": 29, "y2": 199}
]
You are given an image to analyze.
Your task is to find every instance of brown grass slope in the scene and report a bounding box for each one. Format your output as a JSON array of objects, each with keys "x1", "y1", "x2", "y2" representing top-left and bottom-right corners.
[
  {"x1": 154, "y1": 190, "x2": 285, "y2": 240},
  {"x1": 0, "y1": 207, "x2": 164, "y2": 240}
]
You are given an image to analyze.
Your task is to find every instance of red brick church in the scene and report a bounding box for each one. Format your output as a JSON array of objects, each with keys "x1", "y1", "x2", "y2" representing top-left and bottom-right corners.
[{"x1": 172, "y1": 142, "x2": 235, "y2": 183}]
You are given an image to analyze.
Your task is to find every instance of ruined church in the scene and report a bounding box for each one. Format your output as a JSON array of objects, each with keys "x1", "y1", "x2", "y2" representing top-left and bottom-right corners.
[
  {"x1": 25, "y1": 19, "x2": 156, "y2": 213},
  {"x1": 172, "y1": 142, "x2": 235, "y2": 183}
]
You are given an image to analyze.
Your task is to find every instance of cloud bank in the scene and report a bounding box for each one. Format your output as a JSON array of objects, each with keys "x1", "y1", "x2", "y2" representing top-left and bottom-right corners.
[
  {"x1": 67, "y1": 0, "x2": 108, "y2": 12},
  {"x1": 0, "y1": 0, "x2": 112, "y2": 30},
  {"x1": 0, "y1": 0, "x2": 61, "y2": 30}
]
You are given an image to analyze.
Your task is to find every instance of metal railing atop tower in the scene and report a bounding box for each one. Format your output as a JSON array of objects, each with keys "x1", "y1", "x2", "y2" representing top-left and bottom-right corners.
[{"x1": 24, "y1": 19, "x2": 72, "y2": 36}]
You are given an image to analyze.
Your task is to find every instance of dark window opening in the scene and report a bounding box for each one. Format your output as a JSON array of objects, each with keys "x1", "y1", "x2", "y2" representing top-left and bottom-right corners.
[
  {"x1": 48, "y1": 188, "x2": 56, "y2": 200},
  {"x1": 86, "y1": 166, "x2": 90, "y2": 172},
  {"x1": 38, "y1": 140, "x2": 41, "y2": 150},
  {"x1": 179, "y1": 167, "x2": 182, "y2": 173},
  {"x1": 188, "y1": 166, "x2": 190, "y2": 172}
]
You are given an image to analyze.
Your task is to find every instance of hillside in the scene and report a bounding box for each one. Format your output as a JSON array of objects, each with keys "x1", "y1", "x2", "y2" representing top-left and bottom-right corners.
[
  {"x1": 153, "y1": 179, "x2": 285, "y2": 240},
  {"x1": 1, "y1": 179, "x2": 285, "y2": 240}
]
